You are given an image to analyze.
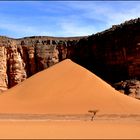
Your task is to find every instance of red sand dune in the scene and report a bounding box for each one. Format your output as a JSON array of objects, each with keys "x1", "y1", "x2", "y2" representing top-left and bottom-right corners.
[{"x1": 0, "y1": 59, "x2": 140, "y2": 115}]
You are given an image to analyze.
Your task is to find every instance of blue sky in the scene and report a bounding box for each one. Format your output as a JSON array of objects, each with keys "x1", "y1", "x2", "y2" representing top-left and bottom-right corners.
[{"x1": 0, "y1": 1, "x2": 140, "y2": 38}]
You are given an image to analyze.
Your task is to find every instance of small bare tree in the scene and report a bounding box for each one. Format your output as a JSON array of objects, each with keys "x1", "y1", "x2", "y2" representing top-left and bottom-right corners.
[{"x1": 88, "y1": 110, "x2": 99, "y2": 121}]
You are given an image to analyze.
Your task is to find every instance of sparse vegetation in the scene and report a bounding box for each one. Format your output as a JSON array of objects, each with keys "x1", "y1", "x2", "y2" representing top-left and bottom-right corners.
[{"x1": 88, "y1": 110, "x2": 99, "y2": 121}]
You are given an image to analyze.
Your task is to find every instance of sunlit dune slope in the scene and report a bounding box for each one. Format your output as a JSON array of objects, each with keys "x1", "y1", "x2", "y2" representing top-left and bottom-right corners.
[{"x1": 0, "y1": 59, "x2": 140, "y2": 114}]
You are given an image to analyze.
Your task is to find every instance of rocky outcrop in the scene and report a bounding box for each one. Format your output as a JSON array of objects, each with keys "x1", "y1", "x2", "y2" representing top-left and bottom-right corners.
[
  {"x1": 7, "y1": 40, "x2": 27, "y2": 88},
  {"x1": 71, "y1": 18, "x2": 140, "y2": 84},
  {"x1": 0, "y1": 40, "x2": 8, "y2": 91},
  {"x1": 113, "y1": 80, "x2": 140, "y2": 99},
  {"x1": 0, "y1": 36, "x2": 82, "y2": 91},
  {"x1": 0, "y1": 18, "x2": 140, "y2": 99}
]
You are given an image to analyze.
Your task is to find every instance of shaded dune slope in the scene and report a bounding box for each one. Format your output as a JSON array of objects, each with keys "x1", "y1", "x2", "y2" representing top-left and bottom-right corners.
[{"x1": 0, "y1": 59, "x2": 139, "y2": 115}]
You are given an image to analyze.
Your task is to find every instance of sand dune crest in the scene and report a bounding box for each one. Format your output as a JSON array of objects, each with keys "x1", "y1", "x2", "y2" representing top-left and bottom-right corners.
[{"x1": 0, "y1": 59, "x2": 139, "y2": 115}]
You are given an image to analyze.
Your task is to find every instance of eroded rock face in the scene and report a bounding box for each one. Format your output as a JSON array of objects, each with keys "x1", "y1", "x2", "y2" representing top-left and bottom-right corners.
[
  {"x1": 0, "y1": 36, "x2": 81, "y2": 91},
  {"x1": 0, "y1": 41, "x2": 8, "y2": 91},
  {"x1": 7, "y1": 40, "x2": 27, "y2": 88},
  {"x1": 71, "y1": 18, "x2": 140, "y2": 84},
  {"x1": 113, "y1": 80, "x2": 140, "y2": 99}
]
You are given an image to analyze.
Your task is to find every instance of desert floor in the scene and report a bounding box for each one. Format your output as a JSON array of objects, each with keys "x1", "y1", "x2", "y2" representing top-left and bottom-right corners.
[
  {"x1": 0, "y1": 115, "x2": 139, "y2": 139},
  {"x1": 0, "y1": 60, "x2": 140, "y2": 139}
]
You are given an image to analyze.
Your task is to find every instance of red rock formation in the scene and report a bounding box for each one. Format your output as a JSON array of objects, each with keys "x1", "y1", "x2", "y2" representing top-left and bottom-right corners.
[
  {"x1": 6, "y1": 40, "x2": 27, "y2": 88},
  {"x1": 0, "y1": 41, "x2": 8, "y2": 91},
  {"x1": 71, "y1": 18, "x2": 140, "y2": 84},
  {"x1": 0, "y1": 36, "x2": 82, "y2": 91}
]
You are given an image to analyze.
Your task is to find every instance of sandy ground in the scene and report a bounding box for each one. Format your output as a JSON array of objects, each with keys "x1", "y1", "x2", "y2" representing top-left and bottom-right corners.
[
  {"x1": 0, "y1": 59, "x2": 140, "y2": 115},
  {"x1": 0, "y1": 59, "x2": 139, "y2": 139},
  {"x1": 0, "y1": 120, "x2": 139, "y2": 139}
]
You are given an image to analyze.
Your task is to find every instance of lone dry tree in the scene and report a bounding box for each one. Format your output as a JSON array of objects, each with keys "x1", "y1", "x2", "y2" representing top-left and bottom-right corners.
[{"x1": 88, "y1": 109, "x2": 99, "y2": 121}]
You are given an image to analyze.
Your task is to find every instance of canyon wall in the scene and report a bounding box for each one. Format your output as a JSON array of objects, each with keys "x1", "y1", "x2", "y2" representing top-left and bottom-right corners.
[
  {"x1": 0, "y1": 36, "x2": 82, "y2": 91},
  {"x1": 0, "y1": 18, "x2": 140, "y2": 93},
  {"x1": 71, "y1": 18, "x2": 140, "y2": 84}
]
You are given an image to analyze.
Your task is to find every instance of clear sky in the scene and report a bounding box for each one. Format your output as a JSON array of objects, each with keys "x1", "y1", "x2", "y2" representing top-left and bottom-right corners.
[{"x1": 0, "y1": 1, "x2": 140, "y2": 38}]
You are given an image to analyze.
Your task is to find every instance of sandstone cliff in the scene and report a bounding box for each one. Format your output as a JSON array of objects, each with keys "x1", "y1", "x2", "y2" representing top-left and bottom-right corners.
[
  {"x1": 71, "y1": 18, "x2": 140, "y2": 84},
  {"x1": 0, "y1": 18, "x2": 140, "y2": 96},
  {"x1": 0, "y1": 36, "x2": 82, "y2": 91}
]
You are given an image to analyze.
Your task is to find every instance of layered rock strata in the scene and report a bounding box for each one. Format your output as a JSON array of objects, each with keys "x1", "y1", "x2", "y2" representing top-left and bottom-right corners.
[
  {"x1": 0, "y1": 36, "x2": 82, "y2": 91},
  {"x1": 71, "y1": 18, "x2": 140, "y2": 84}
]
